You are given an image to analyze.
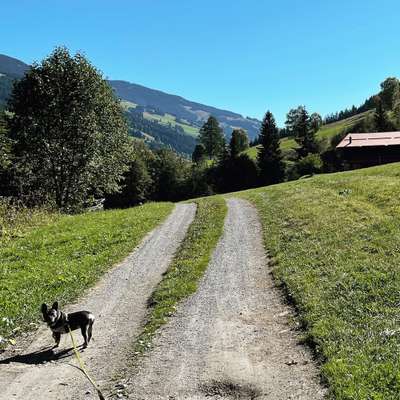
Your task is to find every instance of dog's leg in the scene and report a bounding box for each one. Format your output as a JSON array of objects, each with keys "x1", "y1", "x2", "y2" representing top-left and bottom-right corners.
[
  {"x1": 52, "y1": 332, "x2": 61, "y2": 348},
  {"x1": 87, "y1": 319, "x2": 94, "y2": 344},
  {"x1": 81, "y1": 326, "x2": 88, "y2": 348}
]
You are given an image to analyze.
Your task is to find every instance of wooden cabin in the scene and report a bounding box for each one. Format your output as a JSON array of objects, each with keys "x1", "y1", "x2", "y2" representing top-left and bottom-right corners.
[{"x1": 336, "y1": 132, "x2": 400, "y2": 169}]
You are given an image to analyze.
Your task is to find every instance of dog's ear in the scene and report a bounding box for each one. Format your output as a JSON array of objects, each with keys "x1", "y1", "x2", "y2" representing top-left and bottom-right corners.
[
  {"x1": 52, "y1": 301, "x2": 59, "y2": 310},
  {"x1": 41, "y1": 303, "x2": 48, "y2": 314}
]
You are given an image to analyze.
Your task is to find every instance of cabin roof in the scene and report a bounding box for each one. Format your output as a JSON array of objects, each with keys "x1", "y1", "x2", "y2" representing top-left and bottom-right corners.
[{"x1": 336, "y1": 132, "x2": 400, "y2": 148}]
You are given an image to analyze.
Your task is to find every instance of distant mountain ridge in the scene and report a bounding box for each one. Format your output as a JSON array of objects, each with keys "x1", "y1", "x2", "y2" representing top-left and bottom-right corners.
[
  {"x1": 110, "y1": 80, "x2": 261, "y2": 139},
  {"x1": 0, "y1": 54, "x2": 29, "y2": 78},
  {"x1": 0, "y1": 53, "x2": 261, "y2": 154}
]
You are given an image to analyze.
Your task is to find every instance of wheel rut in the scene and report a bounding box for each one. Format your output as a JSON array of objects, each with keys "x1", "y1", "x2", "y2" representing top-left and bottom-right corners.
[{"x1": 123, "y1": 198, "x2": 326, "y2": 399}]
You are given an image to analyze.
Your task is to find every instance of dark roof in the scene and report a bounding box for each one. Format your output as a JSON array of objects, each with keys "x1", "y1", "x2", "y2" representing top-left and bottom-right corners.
[{"x1": 336, "y1": 132, "x2": 400, "y2": 148}]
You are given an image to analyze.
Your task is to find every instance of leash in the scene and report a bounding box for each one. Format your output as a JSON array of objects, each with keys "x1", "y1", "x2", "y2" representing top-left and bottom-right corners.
[{"x1": 68, "y1": 326, "x2": 106, "y2": 400}]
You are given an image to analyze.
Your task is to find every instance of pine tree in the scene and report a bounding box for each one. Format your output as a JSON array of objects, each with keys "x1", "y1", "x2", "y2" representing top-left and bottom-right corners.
[
  {"x1": 229, "y1": 128, "x2": 249, "y2": 157},
  {"x1": 374, "y1": 98, "x2": 393, "y2": 132},
  {"x1": 286, "y1": 106, "x2": 318, "y2": 158},
  {"x1": 257, "y1": 111, "x2": 285, "y2": 185},
  {"x1": 192, "y1": 143, "x2": 206, "y2": 163},
  {"x1": 198, "y1": 116, "x2": 225, "y2": 159}
]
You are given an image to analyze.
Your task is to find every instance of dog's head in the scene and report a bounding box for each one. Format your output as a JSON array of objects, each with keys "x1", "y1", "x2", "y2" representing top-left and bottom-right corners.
[{"x1": 41, "y1": 301, "x2": 60, "y2": 325}]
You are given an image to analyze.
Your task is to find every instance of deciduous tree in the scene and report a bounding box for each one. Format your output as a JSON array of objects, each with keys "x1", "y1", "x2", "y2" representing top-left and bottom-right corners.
[{"x1": 7, "y1": 47, "x2": 131, "y2": 211}]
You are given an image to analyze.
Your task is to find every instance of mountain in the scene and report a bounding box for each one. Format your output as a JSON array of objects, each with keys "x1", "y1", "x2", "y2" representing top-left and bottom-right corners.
[
  {"x1": 0, "y1": 55, "x2": 29, "y2": 106},
  {"x1": 0, "y1": 53, "x2": 261, "y2": 155},
  {"x1": 110, "y1": 80, "x2": 261, "y2": 139},
  {"x1": 0, "y1": 54, "x2": 29, "y2": 78}
]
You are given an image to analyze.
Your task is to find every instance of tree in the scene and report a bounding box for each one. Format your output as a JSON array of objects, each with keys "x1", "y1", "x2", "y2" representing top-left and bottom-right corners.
[
  {"x1": 0, "y1": 111, "x2": 11, "y2": 172},
  {"x1": 104, "y1": 140, "x2": 154, "y2": 209},
  {"x1": 392, "y1": 84, "x2": 400, "y2": 128},
  {"x1": 151, "y1": 148, "x2": 190, "y2": 202},
  {"x1": 7, "y1": 47, "x2": 131, "y2": 211},
  {"x1": 286, "y1": 106, "x2": 318, "y2": 158},
  {"x1": 212, "y1": 153, "x2": 258, "y2": 193},
  {"x1": 197, "y1": 116, "x2": 225, "y2": 159},
  {"x1": 374, "y1": 98, "x2": 393, "y2": 132},
  {"x1": 186, "y1": 162, "x2": 213, "y2": 198},
  {"x1": 310, "y1": 112, "x2": 322, "y2": 133},
  {"x1": 257, "y1": 111, "x2": 285, "y2": 185},
  {"x1": 229, "y1": 128, "x2": 249, "y2": 157},
  {"x1": 192, "y1": 143, "x2": 206, "y2": 163},
  {"x1": 380, "y1": 77, "x2": 400, "y2": 110}
]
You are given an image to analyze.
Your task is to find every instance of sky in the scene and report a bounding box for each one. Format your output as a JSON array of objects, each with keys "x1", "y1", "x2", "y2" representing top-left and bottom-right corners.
[{"x1": 2, "y1": 0, "x2": 400, "y2": 125}]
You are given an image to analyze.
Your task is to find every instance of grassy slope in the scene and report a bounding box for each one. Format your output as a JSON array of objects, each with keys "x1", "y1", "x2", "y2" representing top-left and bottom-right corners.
[
  {"x1": 0, "y1": 201, "x2": 59, "y2": 244},
  {"x1": 245, "y1": 112, "x2": 371, "y2": 159},
  {"x1": 143, "y1": 111, "x2": 199, "y2": 137},
  {"x1": 0, "y1": 202, "x2": 174, "y2": 345},
  {"x1": 238, "y1": 163, "x2": 400, "y2": 399},
  {"x1": 134, "y1": 196, "x2": 227, "y2": 354}
]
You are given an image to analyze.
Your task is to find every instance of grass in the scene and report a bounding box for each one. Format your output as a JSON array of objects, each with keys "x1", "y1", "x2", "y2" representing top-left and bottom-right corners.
[
  {"x1": 143, "y1": 111, "x2": 199, "y2": 136},
  {"x1": 237, "y1": 162, "x2": 400, "y2": 399},
  {"x1": 0, "y1": 202, "x2": 174, "y2": 346},
  {"x1": 0, "y1": 199, "x2": 59, "y2": 244},
  {"x1": 133, "y1": 196, "x2": 227, "y2": 354},
  {"x1": 244, "y1": 111, "x2": 372, "y2": 159},
  {"x1": 120, "y1": 100, "x2": 138, "y2": 110}
]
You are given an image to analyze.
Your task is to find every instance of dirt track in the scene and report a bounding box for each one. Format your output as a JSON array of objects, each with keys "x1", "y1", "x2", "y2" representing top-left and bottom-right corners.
[
  {"x1": 123, "y1": 198, "x2": 326, "y2": 399},
  {"x1": 0, "y1": 203, "x2": 196, "y2": 400}
]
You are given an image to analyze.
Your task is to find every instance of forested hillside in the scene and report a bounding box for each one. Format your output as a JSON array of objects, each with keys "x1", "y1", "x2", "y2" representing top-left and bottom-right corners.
[{"x1": 0, "y1": 53, "x2": 261, "y2": 155}]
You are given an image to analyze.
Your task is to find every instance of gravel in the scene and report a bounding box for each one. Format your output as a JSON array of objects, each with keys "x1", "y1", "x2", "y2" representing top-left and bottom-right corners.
[
  {"x1": 0, "y1": 203, "x2": 196, "y2": 400},
  {"x1": 124, "y1": 198, "x2": 326, "y2": 399}
]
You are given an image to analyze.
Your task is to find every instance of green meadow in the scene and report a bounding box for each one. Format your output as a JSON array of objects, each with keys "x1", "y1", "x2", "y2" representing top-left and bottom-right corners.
[{"x1": 238, "y1": 163, "x2": 400, "y2": 399}]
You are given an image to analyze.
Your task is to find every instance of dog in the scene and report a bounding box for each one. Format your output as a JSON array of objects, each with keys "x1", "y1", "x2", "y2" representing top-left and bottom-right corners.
[{"x1": 41, "y1": 301, "x2": 95, "y2": 348}]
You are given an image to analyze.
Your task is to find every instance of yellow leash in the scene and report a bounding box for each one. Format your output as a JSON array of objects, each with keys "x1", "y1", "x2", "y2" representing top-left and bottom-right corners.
[{"x1": 68, "y1": 326, "x2": 105, "y2": 400}]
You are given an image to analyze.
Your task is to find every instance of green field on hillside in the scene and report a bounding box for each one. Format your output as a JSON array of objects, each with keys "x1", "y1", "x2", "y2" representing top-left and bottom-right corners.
[
  {"x1": 245, "y1": 111, "x2": 372, "y2": 159},
  {"x1": 238, "y1": 163, "x2": 400, "y2": 399},
  {"x1": 143, "y1": 111, "x2": 199, "y2": 136},
  {"x1": 0, "y1": 202, "x2": 173, "y2": 345}
]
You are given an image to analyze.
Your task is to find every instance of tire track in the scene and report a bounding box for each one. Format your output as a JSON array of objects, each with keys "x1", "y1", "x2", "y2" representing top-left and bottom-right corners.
[{"x1": 125, "y1": 198, "x2": 326, "y2": 399}]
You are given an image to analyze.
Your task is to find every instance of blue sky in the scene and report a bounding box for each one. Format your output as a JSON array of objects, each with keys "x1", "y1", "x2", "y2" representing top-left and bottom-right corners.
[{"x1": 2, "y1": 0, "x2": 400, "y2": 125}]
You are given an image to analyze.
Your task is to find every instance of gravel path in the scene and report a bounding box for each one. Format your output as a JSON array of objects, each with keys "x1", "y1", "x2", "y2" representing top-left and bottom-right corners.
[
  {"x1": 125, "y1": 198, "x2": 326, "y2": 399},
  {"x1": 0, "y1": 203, "x2": 196, "y2": 400}
]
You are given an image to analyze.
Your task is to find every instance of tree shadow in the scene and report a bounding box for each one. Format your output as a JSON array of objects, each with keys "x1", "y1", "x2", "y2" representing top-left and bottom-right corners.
[{"x1": 0, "y1": 346, "x2": 82, "y2": 365}]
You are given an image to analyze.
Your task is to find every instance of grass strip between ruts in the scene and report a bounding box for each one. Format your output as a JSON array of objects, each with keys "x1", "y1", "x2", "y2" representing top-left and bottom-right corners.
[{"x1": 133, "y1": 196, "x2": 227, "y2": 355}]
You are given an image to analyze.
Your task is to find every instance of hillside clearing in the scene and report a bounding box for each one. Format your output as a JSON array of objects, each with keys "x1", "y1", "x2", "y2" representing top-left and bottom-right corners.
[
  {"x1": 0, "y1": 202, "x2": 174, "y2": 345},
  {"x1": 244, "y1": 111, "x2": 372, "y2": 159},
  {"x1": 143, "y1": 111, "x2": 199, "y2": 136},
  {"x1": 239, "y1": 162, "x2": 400, "y2": 399}
]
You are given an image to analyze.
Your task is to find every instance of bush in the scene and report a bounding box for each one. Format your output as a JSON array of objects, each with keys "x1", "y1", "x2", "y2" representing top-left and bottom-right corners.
[
  {"x1": 296, "y1": 154, "x2": 323, "y2": 176},
  {"x1": 288, "y1": 154, "x2": 323, "y2": 180}
]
